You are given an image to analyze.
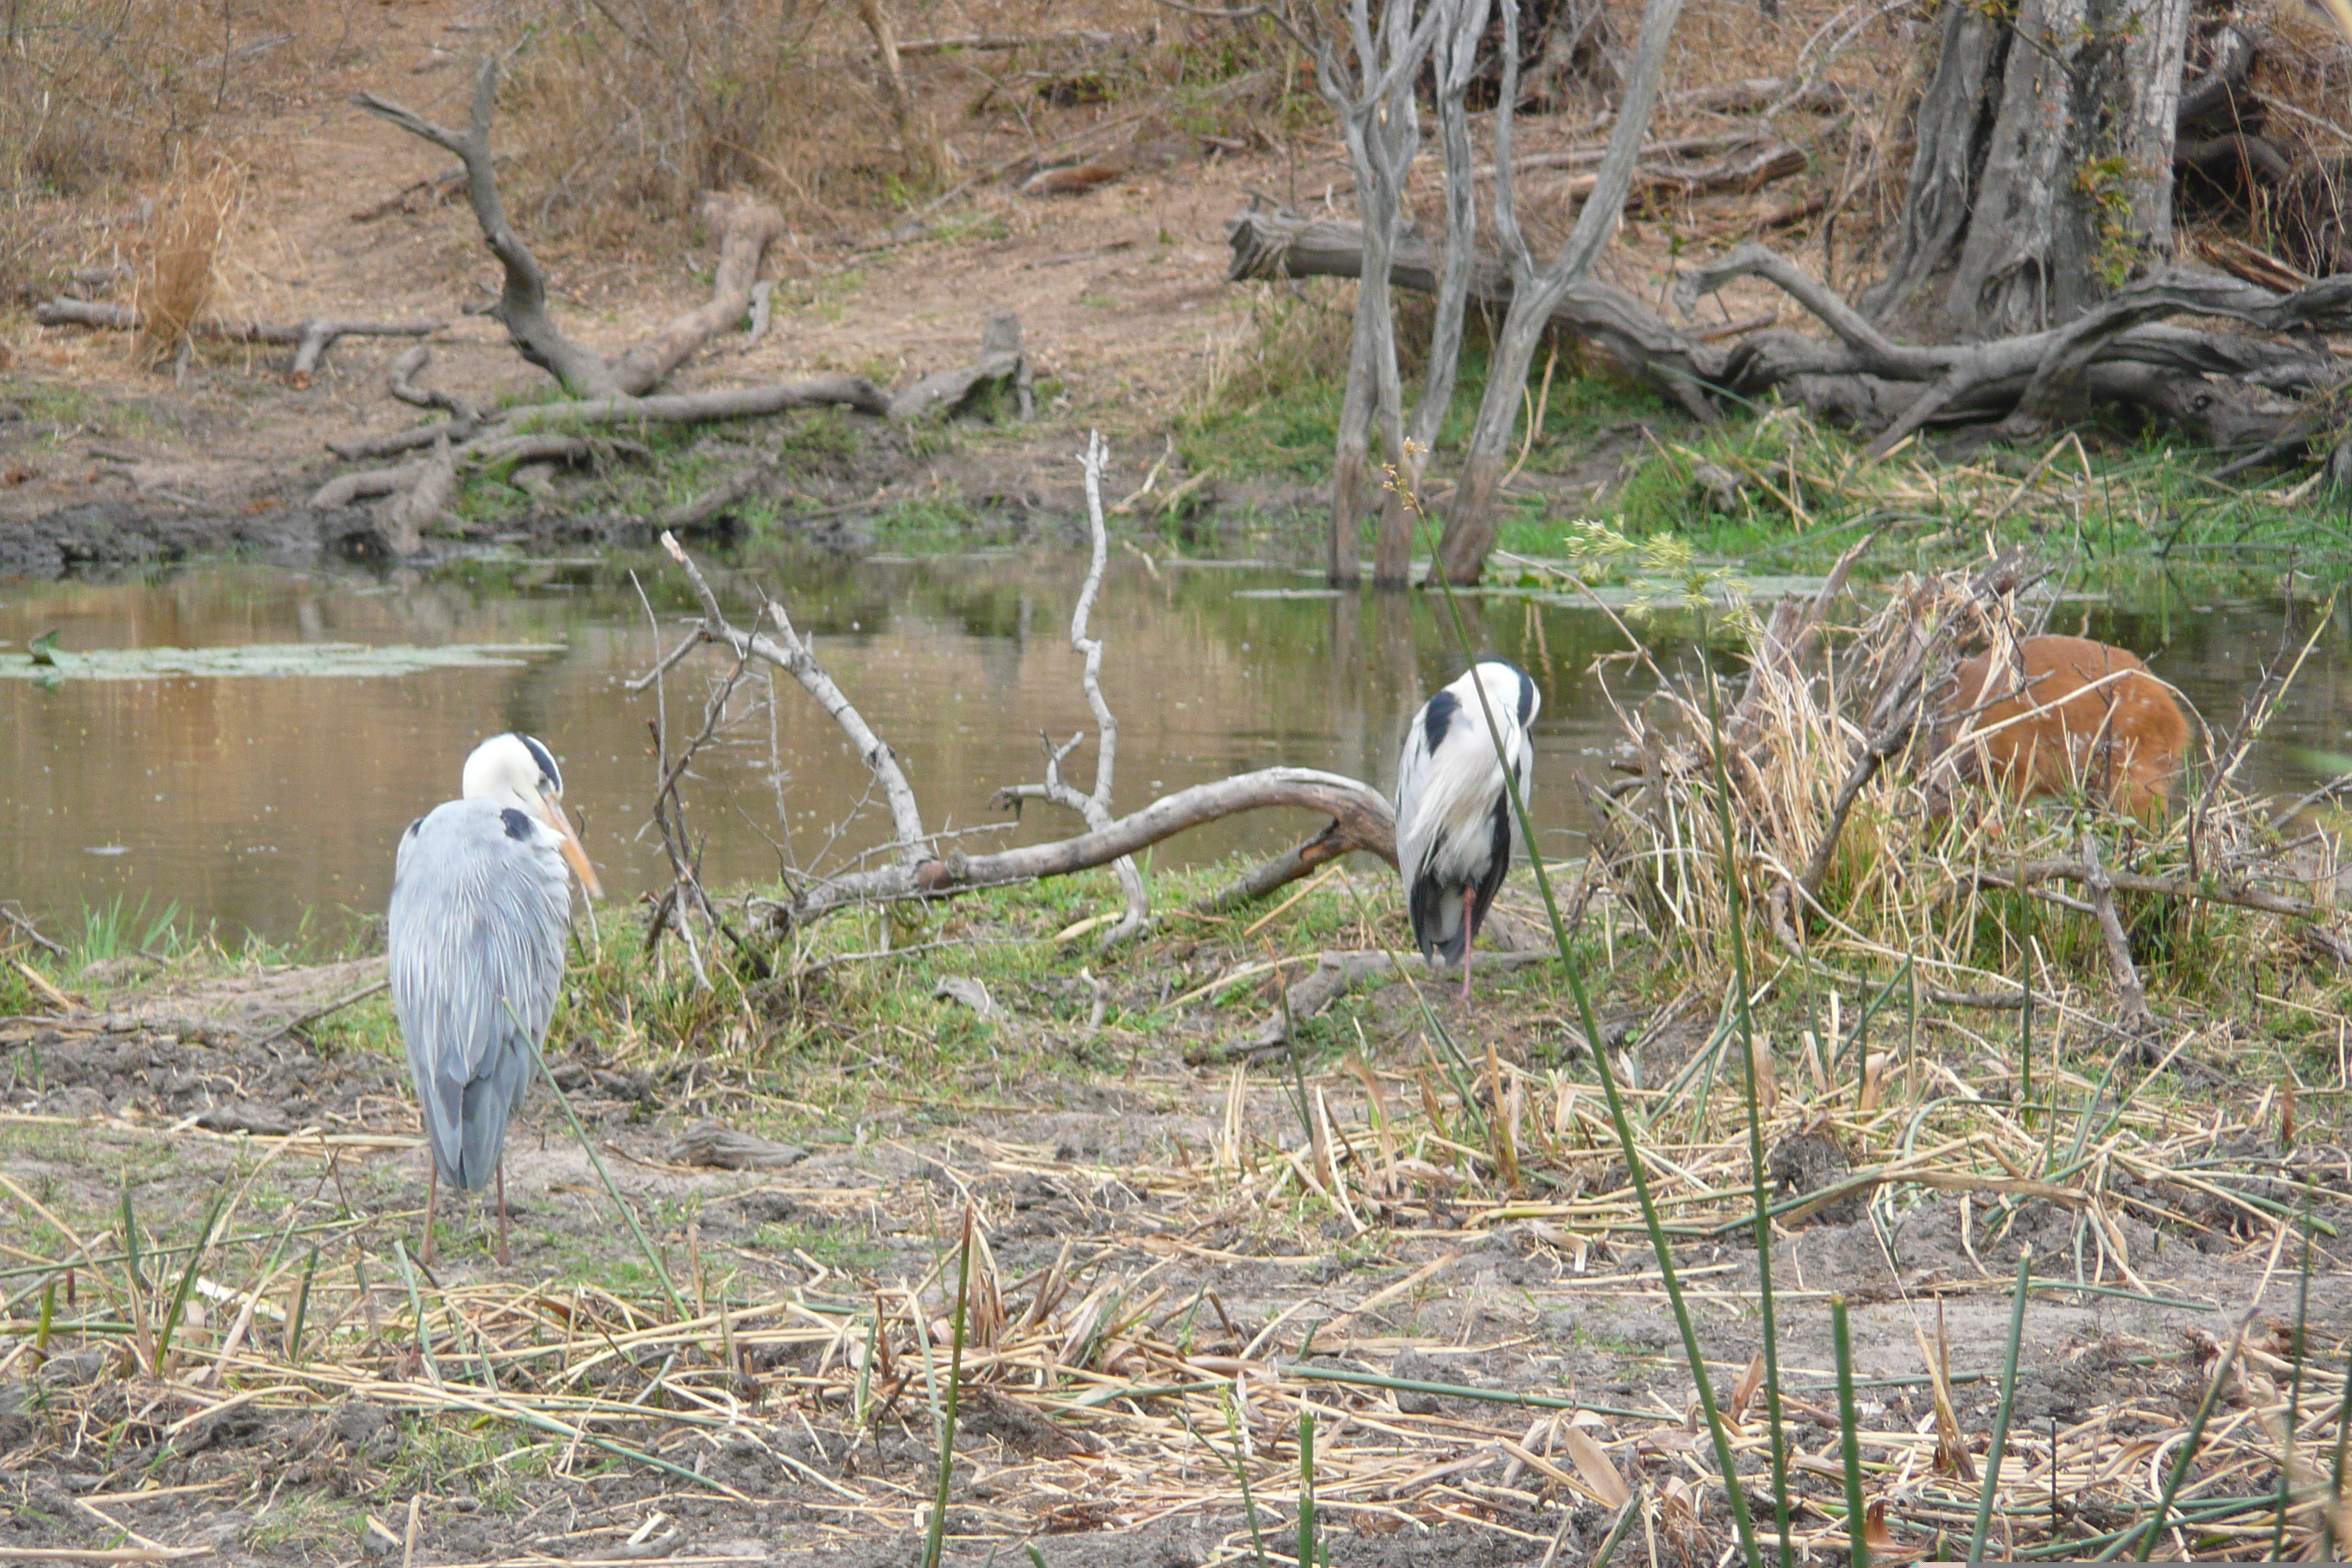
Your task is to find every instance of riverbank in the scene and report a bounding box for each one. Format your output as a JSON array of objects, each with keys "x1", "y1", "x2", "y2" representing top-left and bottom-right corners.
[{"x1": 4, "y1": 851, "x2": 2350, "y2": 1563}]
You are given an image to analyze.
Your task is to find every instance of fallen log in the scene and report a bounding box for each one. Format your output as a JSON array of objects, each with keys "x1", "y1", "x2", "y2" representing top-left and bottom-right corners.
[
  {"x1": 34, "y1": 301, "x2": 438, "y2": 385},
  {"x1": 888, "y1": 312, "x2": 1030, "y2": 421},
  {"x1": 1228, "y1": 210, "x2": 2352, "y2": 454},
  {"x1": 503, "y1": 377, "x2": 892, "y2": 429}
]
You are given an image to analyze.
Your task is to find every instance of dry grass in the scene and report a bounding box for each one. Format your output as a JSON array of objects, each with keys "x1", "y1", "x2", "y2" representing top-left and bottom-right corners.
[
  {"x1": 0, "y1": 0, "x2": 323, "y2": 282},
  {"x1": 131, "y1": 150, "x2": 246, "y2": 369},
  {"x1": 1, "y1": 974, "x2": 2348, "y2": 1559},
  {"x1": 481, "y1": 0, "x2": 1274, "y2": 244},
  {"x1": 1532, "y1": 509, "x2": 2348, "y2": 1024}
]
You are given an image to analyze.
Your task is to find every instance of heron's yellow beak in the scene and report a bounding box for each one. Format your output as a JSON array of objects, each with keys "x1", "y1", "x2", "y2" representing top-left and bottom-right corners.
[{"x1": 540, "y1": 794, "x2": 604, "y2": 901}]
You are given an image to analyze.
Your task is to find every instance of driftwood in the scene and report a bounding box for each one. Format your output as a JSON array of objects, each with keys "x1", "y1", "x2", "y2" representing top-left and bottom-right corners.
[
  {"x1": 1229, "y1": 212, "x2": 2352, "y2": 464},
  {"x1": 653, "y1": 527, "x2": 1395, "y2": 932},
  {"x1": 668, "y1": 1120, "x2": 807, "y2": 1170},
  {"x1": 33, "y1": 301, "x2": 437, "y2": 385},
  {"x1": 887, "y1": 312, "x2": 1030, "y2": 421},
  {"x1": 309, "y1": 434, "x2": 644, "y2": 510},
  {"x1": 387, "y1": 344, "x2": 480, "y2": 423}
]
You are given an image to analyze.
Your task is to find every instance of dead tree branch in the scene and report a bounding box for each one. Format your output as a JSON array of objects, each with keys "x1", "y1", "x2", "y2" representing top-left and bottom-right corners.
[
  {"x1": 505, "y1": 378, "x2": 892, "y2": 429},
  {"x1": 990, "y1": 434, "x2": 1151, "y2": 945},
  {"x1": 34, "y1": 301, "x2": 437, "y2": 384},
  {"x1": 388, "y1": 344, "x2": 481, "y2": 424},
  {"x1": 653, "y1": 531, "x2": 1395, "y2": 934},
  {"x1": 1231, "y1": 221, "x2": 2352, "y2": 467},
  {"x1": 2078, "y1": 831, "x2": 2157, "y2": 1036},
  {"x1": 662, "y1": 532, "x2": 932, "y2": 866},
  {"x1": 761, "y1": 768, "x2": 1395, "y2": 930},
  {"x1": 355, "y1": 60, "x2": 618, "y2": 398},
  {"x1": 358, "y1": 61, "x2": 796, "y2": 404},
  {"x1": 609, "y1": 192, "x2": 785, "y2": 395}
]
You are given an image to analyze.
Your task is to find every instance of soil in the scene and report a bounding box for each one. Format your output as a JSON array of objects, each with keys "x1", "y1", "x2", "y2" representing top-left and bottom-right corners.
[
  {"x1": 0, "y1": 0, "x2": 1752, "y2": 581},
  {"x1": 5, "y1": 953, "x2": 2345, "y2": 1565}
]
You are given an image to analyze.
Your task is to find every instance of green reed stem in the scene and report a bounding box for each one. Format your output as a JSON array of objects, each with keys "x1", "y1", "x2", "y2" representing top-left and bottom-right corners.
[
  {"x1": 1833, "y1": 1296, "x2": 1869, "y2": 1568},
  {"x1": 2327, "y1": 1346, "x2": 2352, "y2": 1561},
  {"x1": 1591, "y1": 1491, "x2": 1643, "y2": 1568},
  {"x1": 1297, "y1": 1411, "x2": 1319, "y2": 1568},
  {"x1": 919, "y1": 1207, "x2": 973, "y2": 1568},
  {"x1": 1968, "y1": 1246, "x2": 2034, "y2": 1563},
  {"x1": 1706, "y1": 681, "x2": 1793, "y2": 1568},
  {"x1": 2018, "y1": 845, "x2": 2034, "y2": 1129},
  {"x1": 154, "y1": 1188, "x2": 227, "y2": 1374},
  {"x1": 391, "y1": 1238, "x2": 440, "y2": 1385},
  {"x1": 1417, "y1": 515, "x2": 1762, "y2": 1568}
]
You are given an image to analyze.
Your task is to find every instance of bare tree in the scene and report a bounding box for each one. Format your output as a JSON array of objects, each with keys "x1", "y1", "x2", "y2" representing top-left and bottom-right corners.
[
  {"x1": 1399, "y1": 0, "x2": 1496, "y2": 536},
  {"x1": 1434, "y1": 0, "x2": 1686, "y2": 584},
  {"x1": 1314, "y1": 0, "x2": 1450, "y2": 587}
]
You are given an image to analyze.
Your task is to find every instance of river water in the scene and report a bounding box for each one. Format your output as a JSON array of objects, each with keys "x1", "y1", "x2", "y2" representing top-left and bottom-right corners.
[{"x1": 1, "y1": 549, "x2": 2345, "y2": 946}]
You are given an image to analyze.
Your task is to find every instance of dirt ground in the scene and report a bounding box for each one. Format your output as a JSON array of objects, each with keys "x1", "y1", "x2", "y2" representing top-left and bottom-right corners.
[
  {"x1": 0, "y1": 0, "x2": 1806, "y2": 578},
  {"x1": 5, "y1": 948, "x2": 2348, "y2": 1566}
]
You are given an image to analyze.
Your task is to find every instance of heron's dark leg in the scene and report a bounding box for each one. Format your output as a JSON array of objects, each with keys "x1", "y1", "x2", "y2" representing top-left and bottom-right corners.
[
  {"x1": 495, "y1": 1163, "x2": 511, "y2": 1268},
  {"x1": 422, "y1": 1161, "x2": 437, "y2": 1267}
]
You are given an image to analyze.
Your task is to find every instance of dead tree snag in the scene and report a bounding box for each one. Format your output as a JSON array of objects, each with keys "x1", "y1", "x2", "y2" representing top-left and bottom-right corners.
[
  {"x1": 1435, "y1": 0, "x2": 1685, "y2": 584},
  {"x1": 1312, "y1": 0, "x2": 1449, "y2": 587},
  {"x1": 358, "y1": 61, "x2": 793, "y2": 402},
  {"x1": 990, "y1": 434, "x2": 1152, "y2": 946},
  {"x1": 356, "y1": 61, "x2": 619, "y2": 399}
]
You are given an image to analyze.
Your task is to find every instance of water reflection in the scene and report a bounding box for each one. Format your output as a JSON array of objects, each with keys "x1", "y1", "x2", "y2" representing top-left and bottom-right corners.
[{"x1": 0, "y1": 554, "x2": 2341, "y2": 944}]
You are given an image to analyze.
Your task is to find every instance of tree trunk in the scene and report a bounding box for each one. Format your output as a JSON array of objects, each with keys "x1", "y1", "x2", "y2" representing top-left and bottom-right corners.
[
  {"x1": 1330, "y1": 436, "x2": 1371, "y2": 584},
  {"x1": 1437, "y1": 449, "x2": 1507, "y2": 583},
  {"x1": 1318, "y1": 0, "x2": 1441, "y2": 589},
  {"x1": 1436, "y1": 0, "x2": 1684, "y2": 584},
  {"x1": 1888, "y1": 0, "x2": 2191, "y2": 338}
]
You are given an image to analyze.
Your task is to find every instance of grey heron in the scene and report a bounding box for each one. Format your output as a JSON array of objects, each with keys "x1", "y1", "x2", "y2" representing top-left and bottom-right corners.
[
  {"x1": 388, "y1": 733, "x2": 603, "y2": 1265},
  {"x1": 1395, "y1": 660, "x2": 1539, "y2": 1003}
]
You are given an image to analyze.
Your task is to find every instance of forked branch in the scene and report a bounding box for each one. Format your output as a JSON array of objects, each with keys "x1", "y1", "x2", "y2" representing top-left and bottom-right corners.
[
  {"x1": 356, "y1": 60, "x2": 619, "y2": 399},
  {"x1": 992, "y1": 434, "x2": 1150, "y2": 943},
  {"x1": 662, "y1": 532, "x2": 932, "y2": 865}
]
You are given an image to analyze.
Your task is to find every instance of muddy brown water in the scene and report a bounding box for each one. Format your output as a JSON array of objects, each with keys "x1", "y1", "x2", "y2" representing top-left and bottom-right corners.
[{"x1": 0, "y1": 549, "x2": 2344, "y2": 943}]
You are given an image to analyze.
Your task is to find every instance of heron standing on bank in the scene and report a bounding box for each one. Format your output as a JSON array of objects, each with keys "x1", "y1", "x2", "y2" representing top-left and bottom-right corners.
[
  {"x1": 389, "y1": 734, "x2": 602, "y2": 1265},
  {"x1": 1395, "y1": 660, "x2": 1539, "y2": 1003}
]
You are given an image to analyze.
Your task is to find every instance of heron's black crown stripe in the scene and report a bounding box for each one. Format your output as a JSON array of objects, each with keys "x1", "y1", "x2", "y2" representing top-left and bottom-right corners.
[
  {"x1": 500, "y1": 807, "x2": 533, "y2": 842},
  {"x1": 405, "y1": 817, "x2": 423, "y2": 840},
  {"x1": 519, "y1": 734, "x2": 562, "y2": 796},
  {"x1": 1422, "y1": 690, "x2": 1458, "y2": 753}
]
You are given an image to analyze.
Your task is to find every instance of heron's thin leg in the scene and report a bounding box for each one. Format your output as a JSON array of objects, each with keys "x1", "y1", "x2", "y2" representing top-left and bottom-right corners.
[
  {"x1": 495, "y1": 1164, "x2": 510, "y2": 1268},
  {"x1": 1460, "y1": 944, "x2": 1474, "y2": 1007},
  {"x1": 422, "y1": 1161, "x2": 437, "y2": 1267}
]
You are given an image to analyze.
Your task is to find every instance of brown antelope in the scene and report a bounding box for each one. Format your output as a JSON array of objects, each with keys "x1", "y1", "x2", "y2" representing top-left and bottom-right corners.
[{"x1": 1931, "y1": 635, "x2": 2190, "y2": 821}]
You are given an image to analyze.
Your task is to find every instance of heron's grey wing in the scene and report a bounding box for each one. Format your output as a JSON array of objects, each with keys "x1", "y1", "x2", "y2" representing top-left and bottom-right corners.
[{"x1": 388, "y1": 800, "x2": 573, "y2": 1190}]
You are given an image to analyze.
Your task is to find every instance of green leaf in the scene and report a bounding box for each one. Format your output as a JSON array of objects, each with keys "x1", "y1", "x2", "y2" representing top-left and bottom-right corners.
[{"x1": 26, "y1": 630, "x2": 59, "y2": 666}]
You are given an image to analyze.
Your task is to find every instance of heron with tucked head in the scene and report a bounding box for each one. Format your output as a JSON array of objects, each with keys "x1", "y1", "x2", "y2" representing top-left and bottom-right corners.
[
  {"x1": 1395, "y1": 660, "x2": 1539, "y2": 1005},
  {"x1": 389, "y1": 734, "x2": 602, "y2": 1265}
]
